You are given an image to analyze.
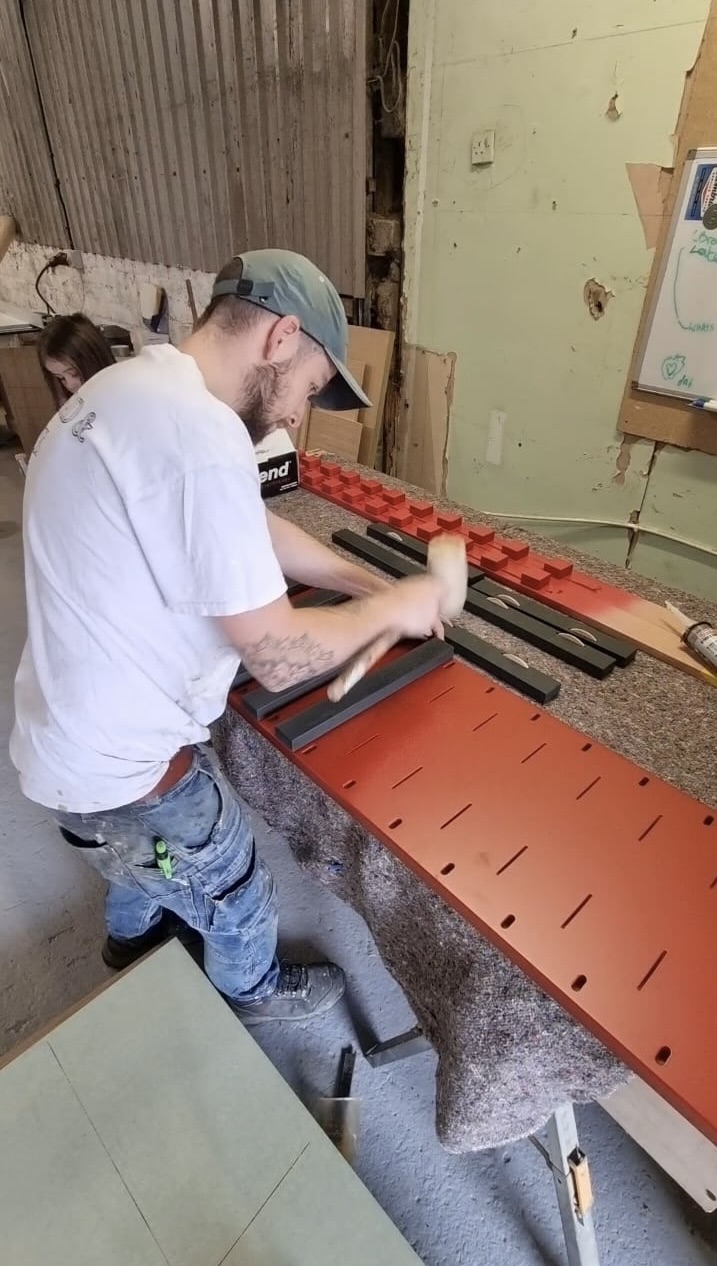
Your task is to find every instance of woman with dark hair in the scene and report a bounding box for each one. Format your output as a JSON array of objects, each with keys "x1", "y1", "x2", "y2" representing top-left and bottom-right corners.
[{"x1": 37, "y1": 312, "x2": 116, "y2": 405}]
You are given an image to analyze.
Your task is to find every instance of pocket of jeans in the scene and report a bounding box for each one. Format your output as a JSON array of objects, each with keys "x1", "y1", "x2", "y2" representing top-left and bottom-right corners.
[
  {"x1": 204, "y1": 851, "x2": 276, "y2": 937},
  {"x1": 137, "y1": 766, "x2": 224, "y2": 855}
]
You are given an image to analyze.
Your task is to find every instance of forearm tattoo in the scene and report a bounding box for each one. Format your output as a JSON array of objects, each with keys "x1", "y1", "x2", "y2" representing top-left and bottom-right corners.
[{"x1": 240, "y1": 631, "x2": 339, "y2": 691}]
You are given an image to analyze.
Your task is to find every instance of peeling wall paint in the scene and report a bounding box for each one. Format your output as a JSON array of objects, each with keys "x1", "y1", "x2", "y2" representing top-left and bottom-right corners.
[{"x1": 402, "y1": 0, "x2": 716, "y2": 598}]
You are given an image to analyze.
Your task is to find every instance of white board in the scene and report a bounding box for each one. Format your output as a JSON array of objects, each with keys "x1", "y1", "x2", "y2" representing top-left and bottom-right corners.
[{"x1": 635, "y1": 147, "x2": 717, "y2": 402}]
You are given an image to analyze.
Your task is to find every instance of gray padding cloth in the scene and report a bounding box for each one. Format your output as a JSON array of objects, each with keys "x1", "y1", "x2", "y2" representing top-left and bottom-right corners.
[
  {"x1": 213, "y1": 478, "x2": 717, "y2": 1154},
  {"x1": 214, "y1": 711, "x2": 625, "y2": 1152}
]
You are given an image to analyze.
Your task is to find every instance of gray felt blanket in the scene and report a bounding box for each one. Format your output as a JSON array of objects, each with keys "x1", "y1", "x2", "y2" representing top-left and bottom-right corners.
[{"x1": 213, "y1": 712, "x2": 626, "y2": 1153}]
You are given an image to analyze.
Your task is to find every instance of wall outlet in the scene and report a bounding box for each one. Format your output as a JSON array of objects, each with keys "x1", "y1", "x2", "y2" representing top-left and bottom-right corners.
[
  {"x1": 471, "y1": 129, "x2": 495, "y2": 166},
  {"x1": 67, "y1": 249, "x2": 84, "y2": 271}
]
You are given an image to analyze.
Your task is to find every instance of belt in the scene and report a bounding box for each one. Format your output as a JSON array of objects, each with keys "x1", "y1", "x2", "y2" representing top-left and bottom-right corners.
[{"x1": 139, "y1": 745, "x2": 194, "y2": 802}]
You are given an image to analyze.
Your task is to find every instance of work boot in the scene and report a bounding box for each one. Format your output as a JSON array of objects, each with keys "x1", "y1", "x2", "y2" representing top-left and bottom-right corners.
[
  {"x1": 101, "y1": 915, "x2": 175, "y2": 970},
  {"x1": 227, "y1": 962, "x2": 345, "y2": 1025}
]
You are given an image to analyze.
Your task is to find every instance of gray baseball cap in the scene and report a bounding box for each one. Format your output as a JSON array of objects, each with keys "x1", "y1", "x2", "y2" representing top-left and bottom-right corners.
[{"x1": 211, "y1": 249, "x2": 371, "y2": 412}]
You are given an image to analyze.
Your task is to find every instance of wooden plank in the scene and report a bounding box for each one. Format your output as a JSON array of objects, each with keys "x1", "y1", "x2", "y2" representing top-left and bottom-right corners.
[
  {"x1": 602, "y1": 1078, "x2": 717, "y2": 1214},
  {"x1": 397, "y1": 344, "x2": 456, "y2": 494},
  {"x1": 307, "y1": 409, "x2": 364, "y2": 461},
  {"x1": 350, "y1": 326, "x2": 395, "y2": 467}
]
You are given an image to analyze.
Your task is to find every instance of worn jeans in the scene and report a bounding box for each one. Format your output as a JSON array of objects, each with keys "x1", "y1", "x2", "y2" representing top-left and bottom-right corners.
[{"x1": 54, "y1": 745, "x2": 279, "y2": 1002}]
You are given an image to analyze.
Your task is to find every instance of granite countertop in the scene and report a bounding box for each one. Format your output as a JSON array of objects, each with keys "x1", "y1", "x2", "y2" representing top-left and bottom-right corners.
[{"x1": 270, "y1": 470, "x2": 716, "y2": 809}]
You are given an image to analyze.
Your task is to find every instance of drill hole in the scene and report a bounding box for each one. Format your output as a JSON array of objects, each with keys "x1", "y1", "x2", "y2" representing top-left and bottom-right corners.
[
  {"x1": 639, "y1": 776, "x2": 649, "y2": 787},
  {"x1": 655, "y1": 1045, "x2": 672, "y2": 1066},
  {"x1": 485, "y1": 686, "x2": 495, "y2": 694},
  {"x1": 501, "y1": 914, "x2": 515, "y2": 929},
  {"x1": 342, "y1": 779, "x2": 356, "y2": 789},
  {"x1": 705, "y1": 815, "x2": 714, "y2": 826},
  {"x1": 440, "y1": 862, "x2": 455, "y2": 876},
  {"x1": 571, "y1": 974, "x2": 587, "y2": 992},
  {"x1": 389, "y1": 818, "x2": 403, "y2": 830},
  {"x1": 581, "y1": 743, "x2": 592, "y2": 752},
  {"x1": 531, "y1": 714, "x2": 541, "y2": 721}
]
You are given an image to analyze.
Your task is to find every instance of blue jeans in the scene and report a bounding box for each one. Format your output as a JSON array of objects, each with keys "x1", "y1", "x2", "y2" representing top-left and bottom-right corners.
[{"x1": 54, "y1": 745, "x2": 279, "y2": 1003}]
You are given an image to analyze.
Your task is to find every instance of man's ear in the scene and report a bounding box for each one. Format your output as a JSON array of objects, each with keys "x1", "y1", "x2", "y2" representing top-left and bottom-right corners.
[{"x1": 264, "y1": 313, "x2": 301, "y2": 365}]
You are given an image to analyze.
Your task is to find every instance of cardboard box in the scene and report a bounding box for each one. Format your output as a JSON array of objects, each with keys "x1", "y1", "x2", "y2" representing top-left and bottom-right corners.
[{"x1": 254, "y1": 428, "x2": 299, "y2": 498}]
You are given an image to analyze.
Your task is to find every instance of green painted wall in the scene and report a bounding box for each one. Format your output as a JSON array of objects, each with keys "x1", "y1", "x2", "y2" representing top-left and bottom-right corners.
[{"x1": 404, "y1": 0, "x2": 716, "y2": 601}]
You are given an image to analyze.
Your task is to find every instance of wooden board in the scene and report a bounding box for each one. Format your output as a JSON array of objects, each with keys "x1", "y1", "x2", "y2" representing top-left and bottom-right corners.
[
  {"x1": 619, "y1": 10, "x2": 717, "y2": 455},
  {"x1": 0, "y1": 345, "x2": 55, "y2": 455},
  {"x1": 0, "y1": 944, "x2": 423, "y2": 1266}
]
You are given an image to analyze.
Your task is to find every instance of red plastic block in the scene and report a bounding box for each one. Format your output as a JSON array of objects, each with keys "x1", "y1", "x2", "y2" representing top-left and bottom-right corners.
[
  {"x1": 416, "y1": 524, "x2": 443, "y2": 542},
  {"x1": 342, "y1": 488, "x2": 364, "y2": 508},
  {"x1": 339, "y1": 469, "x2": 361, "y2": 486},
  {"x1": 479, "y1": 549, "x2": 508, "y2": 570},
  {"x1": 521, "y1": 567, "x2": 550, "y2": 590},
  {"x1": 408, "y1": 500, "x2": 434, "y2": 519},
  {"x1": 544, "y1": 558, "x2": 573, "y2": 579},
  {"x1": 468, "y1": 526, "x2": 495, "y2": 545},
  {"x1": 385, "y1": 489, "x2": 407, "y2": 507},
  {"x1": 437, "y1": 511, "x2": 463, "y2": 530},
  {"x1": 388, "y1": 508, "x2": 414, "y2": 529},
  {"x1": 502, "y1": 541, "x2": 530, "y2": 560},
  {"x1": 233, "y1": 653, "x2": 717, "y2": 1147},
  {"x1": 361, "y1": 478, "x2": 383, "y2": 495}
]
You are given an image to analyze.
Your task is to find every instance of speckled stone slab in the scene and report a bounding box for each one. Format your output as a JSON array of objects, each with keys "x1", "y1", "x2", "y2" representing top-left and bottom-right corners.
[{"x1": 213, "y1": 476, "x2": 717, "y2": 1153}]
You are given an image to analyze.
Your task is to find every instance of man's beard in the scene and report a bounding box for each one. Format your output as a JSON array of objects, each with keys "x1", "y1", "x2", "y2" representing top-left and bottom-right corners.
[{"x1": 238, "y1": 361, "x2": 295, "y2": 446}]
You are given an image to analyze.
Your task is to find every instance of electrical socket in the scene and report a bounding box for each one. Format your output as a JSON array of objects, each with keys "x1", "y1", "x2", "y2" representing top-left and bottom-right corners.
[
  {"x1": 67, "y1": 249, "x2": 84, "y2": 271},
  {"x1": 471, "y1": 129, "x2": 495, "y2": 166}
]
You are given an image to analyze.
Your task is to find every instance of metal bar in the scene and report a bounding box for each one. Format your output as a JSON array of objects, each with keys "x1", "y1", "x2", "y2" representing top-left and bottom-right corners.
[
  {"x1": 364, "y1": 1027, "x2": 432, "y2": 1068},
  {"x1": 446, "y1": 625, "x2": 560, "y2": 705},
  {"x1": 332, "y1": 530, "x2": 561, "y2": 703},
  {"x1": 242, "y1": 667, "x2": 341, "y2": 721},
  {"x1": 537, "y1": 1104, "x2": 601, "y2": 1266},
  {"x1": 292, "y1": 589, "x2": 349, "y2": 609},
  {"x1": 367, "y1": 522, "x2": 484, "y2": 583},
  {"x1": 463, "y1": 589, "x2": 616, "y2": 679},
  {"x1": 274, "y1": 639, "x2": 453, "y2": 751},
  {"x1": 471, "y1": 577, "x2": 637, "y2": 667},
  {"x1": 332, "y1": 528, "x2": 423, "y2": 579},
  {"x1": 367, "y1": 522, "x2": 634, "y2": 666}
]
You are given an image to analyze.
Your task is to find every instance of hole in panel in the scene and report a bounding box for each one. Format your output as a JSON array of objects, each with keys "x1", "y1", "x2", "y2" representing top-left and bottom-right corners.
[
  {"x1": 706, "y1": 815, "x2": 715, "y2": 826},
  {"x1": 639, "y1": 776, "x2": 649, "y2": 787},
  {"x1": 638, "y1": 815, "x2": 662, "y2": 842},
  {"x1": 392, "y1": 766, "x2": 423, "y2": 789},
  {"x1": 388, "y1": 818, "x2": 403, "y2": 830},
  {"x1": 500, "y1": 914, "x2": 515, "y2": 929},
  {"x1": 485, "y1": 686, "x2": 495, "y2": 694},
  {"x1": 342, "y1": 779, "x2": 356, "y2": 789},
  {"x1": 429, "y1": 686, "x2": 455, "y2": 703},
  {"x1": 531, "y1": 714, "x2": 541, "y2": 721},
  {"x1": 581, "y1": 743, "x2": 592, "y2": 752},
  {"x1": 347, "y1": 734, "x2": 378, "y2": 755},
  {"x1": 496, "y1": 845, "x2": 528, "y2": 876},
  {"x1": 521, "y1": 743, "x2": 546, "y2": 765},
  {"x1": 637, "y1": 950, "x2": 667, "y2": 992},
  {"x1": 441, "y1": 804, "x2": 472, "y2": 830},
  {"x1": 571, "y1": 975, "x2": 587, "y2": 992},
  {"x1": 440, "y1": 862, "x2": 455, "y2": 876},
  {"x1": 576, "y1": 777, "x2": 601, "y2": 801},
  {"x1": 561, "y1": 894, "x2": 592, "y2": 930},
  {"x1": 655, "y1": 1046, "x2": 672, "y2": 1066},
  {"x1": 473, "y1": 712, "x2": 498, "y2": 732}
]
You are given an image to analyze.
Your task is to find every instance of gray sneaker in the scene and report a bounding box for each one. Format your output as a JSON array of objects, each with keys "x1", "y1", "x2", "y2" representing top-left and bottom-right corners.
[{"x1": 228, "y1": 962, "x2": 345, "y2": 1025}]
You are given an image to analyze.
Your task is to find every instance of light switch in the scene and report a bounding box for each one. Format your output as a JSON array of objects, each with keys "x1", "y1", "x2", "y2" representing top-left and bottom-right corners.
[{"x1": 471, "y1": 129, "x2": 495, "y2": 166}]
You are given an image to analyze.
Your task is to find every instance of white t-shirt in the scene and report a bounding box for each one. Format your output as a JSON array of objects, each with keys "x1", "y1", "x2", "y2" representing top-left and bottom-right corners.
[{"x1": 10, "y1": 344, "x2": 286, "y2": 813}]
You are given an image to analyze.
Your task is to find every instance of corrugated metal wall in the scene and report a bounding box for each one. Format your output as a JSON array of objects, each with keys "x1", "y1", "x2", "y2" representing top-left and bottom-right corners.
[
  {"x1": 0, "y1": 0, "x2": 69, "y2": 245},
  {"x1": 19, "y1": 0, "x2": 367, "y2": 296}
]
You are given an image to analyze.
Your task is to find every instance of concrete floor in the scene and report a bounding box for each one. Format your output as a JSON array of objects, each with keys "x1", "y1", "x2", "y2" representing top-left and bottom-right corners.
[{"x1": 1, "y1": 446, "x2": 716, "y2": 1266}]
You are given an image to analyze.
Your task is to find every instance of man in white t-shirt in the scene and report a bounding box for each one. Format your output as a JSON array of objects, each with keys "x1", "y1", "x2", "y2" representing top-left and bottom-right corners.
[{"x1": 11, "y1": 249, "x2": 445, "y2": 1023}]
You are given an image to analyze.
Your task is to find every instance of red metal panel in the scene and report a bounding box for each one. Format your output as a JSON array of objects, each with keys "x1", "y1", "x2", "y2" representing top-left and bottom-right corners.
[
  {"x1": 298, "y1": 455, "x2": 717, "y2": 685},
  {"x1": 230, "y1": 653, "x2": 717, "y2": 1144}
]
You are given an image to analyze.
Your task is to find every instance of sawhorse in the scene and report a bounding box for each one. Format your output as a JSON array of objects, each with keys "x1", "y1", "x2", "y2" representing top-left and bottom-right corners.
[{"x1": 365, "y1": 1026, "x2": 600, "y2": 1266}]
